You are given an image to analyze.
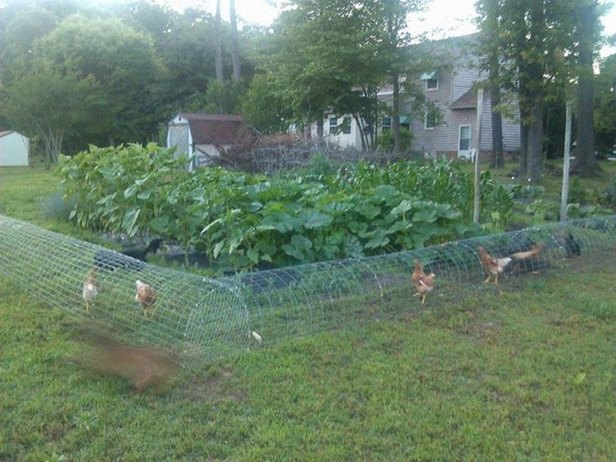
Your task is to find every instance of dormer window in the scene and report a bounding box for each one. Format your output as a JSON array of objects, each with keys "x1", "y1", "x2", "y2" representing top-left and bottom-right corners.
[{"x1": 421, "y1": 71, "x2": 438, "y2": 91}]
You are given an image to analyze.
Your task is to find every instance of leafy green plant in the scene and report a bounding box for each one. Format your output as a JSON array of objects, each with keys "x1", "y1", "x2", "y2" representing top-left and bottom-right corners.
[
  {"x1": 525, "y1": 199, "x2": 559, "y2": 223},
  {"x1": 60, "y1": 148, "x2": 513, "y2": 272},
  {"x1": 599, "y1": 175, "x2": 616, "y2": 208},
  {"x1": 568, "y1": 177, "x2": 589, "y2": 204},
  {"x1": 59, "y1": 143, "x2": 188, "y2": 237},
  {"x1": 375, "y1": 127, "x2": 414, "y2": 152}
]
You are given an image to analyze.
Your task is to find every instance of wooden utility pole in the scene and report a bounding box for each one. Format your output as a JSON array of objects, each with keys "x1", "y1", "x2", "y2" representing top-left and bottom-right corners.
[{"x1": 560, "y1": 102, "x2": 572, "y2": 222}]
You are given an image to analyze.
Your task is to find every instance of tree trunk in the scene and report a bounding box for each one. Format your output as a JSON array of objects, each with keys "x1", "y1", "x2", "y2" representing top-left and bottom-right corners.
[
  {"x1": 518, "y1": 113, "x2": 528, "y2": 178},
  {"x1": 490, "y1": 85, "x2": 504, "y2": 168},
  {"x1": 392, "y1": 72, "x2": 401, "y2": 154},
  {"x1": 527, "y1": 101, "x2": 544, "y2": 181},
  {"x1": 354, "y1": 114, "x2": 368, "y2": 150},
  {"x1": 229, "y1": 0, "x2": 241, "y2": 81},
  {"x1": 572, "y1": 0, "x2": 600, "y2": 175},
  {"x1": 484, "y1": 0, "x2": 504, "y2": 168},
  {"x1": 214, "y1": 0, "x2": 224, "y2": 82}
]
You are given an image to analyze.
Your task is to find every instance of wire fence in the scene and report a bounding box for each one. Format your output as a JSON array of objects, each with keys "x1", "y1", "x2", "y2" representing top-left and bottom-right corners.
[{"x1": 1, "y1": 213, "x2": 615, "y2": 363}]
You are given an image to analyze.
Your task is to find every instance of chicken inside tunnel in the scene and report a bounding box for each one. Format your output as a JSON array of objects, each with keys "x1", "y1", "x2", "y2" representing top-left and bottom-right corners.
[{"x1": 1, "y1": 213, "x2": 615, "y2": 363}]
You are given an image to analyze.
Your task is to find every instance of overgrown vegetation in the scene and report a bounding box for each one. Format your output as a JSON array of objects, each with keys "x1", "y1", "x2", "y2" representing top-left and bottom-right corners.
[{"x1": 59, "y1": 144, "x2": 516, "y2": 272}]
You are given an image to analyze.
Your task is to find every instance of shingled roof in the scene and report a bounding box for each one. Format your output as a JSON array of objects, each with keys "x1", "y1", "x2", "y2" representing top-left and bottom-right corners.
[
  {"x1": 449, "y1": 88, "x2": 477, "y2": 110},
  {"x1": 177, "y1": 113, "x2": 255, "y2": 145}
]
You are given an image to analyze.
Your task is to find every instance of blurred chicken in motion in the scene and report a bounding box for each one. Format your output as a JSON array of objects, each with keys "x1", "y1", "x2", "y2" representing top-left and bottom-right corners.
[
  {"x1": 81, "y1": 334, "x2": 176, "y2": 392},
  {"x1": 82, "y1": 268, "x2": 98, "y2": 312},
  {"x1": 478, "y1": 246, "x2": 511, "y2": 285},
  {"x1": 411, "y1": 259, "x2": 435, "y2": 304},
  {"x1": 135, "y1": 280, "x2": 158, "y2": 319}
]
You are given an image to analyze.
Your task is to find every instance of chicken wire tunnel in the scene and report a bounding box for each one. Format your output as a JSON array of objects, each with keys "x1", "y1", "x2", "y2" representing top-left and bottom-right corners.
[{"x1": 1, "y1": 213, "x2": 616, "y2": 362}]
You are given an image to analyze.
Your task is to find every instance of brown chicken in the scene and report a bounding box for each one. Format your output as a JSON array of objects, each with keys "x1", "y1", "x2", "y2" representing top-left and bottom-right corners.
[
  {"x1": 135, "y1": 280, "x2": 158, "y2": 319},
  {"x1": 411, "y1": 259, "x2": 435, "y2": 304},
  {"x1": 478, "y1": 246, "x2": 512, "y2": 285},
  {"x1": 82, "y1": 268, "x2": 98, "y2": 312}
]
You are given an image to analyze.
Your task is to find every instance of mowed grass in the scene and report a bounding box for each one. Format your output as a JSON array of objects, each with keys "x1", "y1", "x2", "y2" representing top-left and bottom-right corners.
[
  {"x1": 1, "y1": 268, "x2": 615, "y2": 460},
  {"x1": 1, "y1": 165, "x2": 615, "y2": 460}
]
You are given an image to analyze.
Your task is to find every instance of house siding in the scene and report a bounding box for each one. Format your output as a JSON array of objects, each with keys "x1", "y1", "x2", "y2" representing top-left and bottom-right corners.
[
  {"x1": 412, "y1": 59, "x2": 520, "y2": 157},
  {"x1": 319, "y1": 115, "x2": 364, "y2": 149},
  {"x1": 312, "y1": 35, "x2": 521, "y2": 156}
]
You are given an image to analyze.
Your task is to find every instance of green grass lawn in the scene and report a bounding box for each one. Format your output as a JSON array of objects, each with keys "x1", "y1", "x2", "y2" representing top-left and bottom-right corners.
[
  {"x1": 0, "y1": 166, "x2": 98, "y2": 242},
  {"x1": 1, "y1": 164, "x2": 615, "y2": 460}
]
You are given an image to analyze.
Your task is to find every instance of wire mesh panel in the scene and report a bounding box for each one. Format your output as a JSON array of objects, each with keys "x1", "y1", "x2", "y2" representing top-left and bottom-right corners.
[
  {"x1": 0, "y1": 215, "x2": 249, "y2": 362},
  {"x1": 2, "y1": 213, "x2": 616, "y2": 361}
]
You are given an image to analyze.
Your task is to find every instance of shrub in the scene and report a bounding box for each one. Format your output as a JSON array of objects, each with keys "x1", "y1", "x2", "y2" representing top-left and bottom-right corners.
[{"x1": 375, "y1": 128, "x2": 413, "y2": 153}]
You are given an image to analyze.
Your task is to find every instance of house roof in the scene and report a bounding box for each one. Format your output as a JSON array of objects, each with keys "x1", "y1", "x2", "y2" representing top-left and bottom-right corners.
[
  {"x1": 175, "y1": 113, "x2": 254, "y2": 145},
  {"x1": 450, "y1": 88, "x2": 478, "y2": 110}
]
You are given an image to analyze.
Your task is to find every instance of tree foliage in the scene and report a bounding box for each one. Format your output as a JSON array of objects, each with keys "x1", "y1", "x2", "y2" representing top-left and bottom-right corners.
[
  {"x1": 0, "y1": 0, "x2": 257, "y2": 157},
  {"x1": 1, "y1": 70, "x2": 98, "y2": 167},
  {"x1": 475, "y1": 0, "x2": 605, "y2": 179},
  {"x1": 34, "y1": 16, "x2": 165, "y2": 146},
  {"x1": 259, "y1": 0, "x2": 425, "y2": 150}
]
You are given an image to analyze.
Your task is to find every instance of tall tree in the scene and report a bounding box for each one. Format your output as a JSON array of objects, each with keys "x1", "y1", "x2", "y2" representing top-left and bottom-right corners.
[
  {"x1": 477, "y1": 0, "x2": 566, "y2": 180},
  {"x1": 0, "y1": 5, "x2": 57, "y2": 85},
  {"x1": 262, "y1": 0, "x2": 425, "y2": 147},
  {"x1": 229, "y1": 0, "x2": 241, "y2": 81},
  {"x1": 475, "y1": 0, "x2": 504, "y2": 168},
  {"x1": 361, "y1": 0, "x2": 425, "y2": 154},
  {"x1": 571, "y1": 0, "x2": 600, "y2": 175},
  {"x1": 214, "y1": 0, "x2": 224, "y2": 81},
  {"x1": 33, "y1": 16, "x2": 165, "y2": 146},
  {"x1": 266, "y1": 0, "x2": 363, "y2": 136},
  {"x1": 1, "y1": 70, "x2": 98, "y2": 167},
  {"x1": 476, "y1": 0, "x2": 605, "y2": 179},
  {"x1": 594, "y1": 54, "x2": 616, "y2": 155}
]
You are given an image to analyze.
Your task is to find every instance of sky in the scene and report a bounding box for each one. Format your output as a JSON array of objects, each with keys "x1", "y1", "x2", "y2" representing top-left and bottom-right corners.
[{"x1": 156, "y1": 0, "x2": 616, "y2": 56}]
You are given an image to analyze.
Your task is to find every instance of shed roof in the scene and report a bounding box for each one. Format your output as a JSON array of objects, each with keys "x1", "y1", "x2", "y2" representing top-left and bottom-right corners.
[{"x1": 175, "y1": 113, "x2": 254, "y2": 145}]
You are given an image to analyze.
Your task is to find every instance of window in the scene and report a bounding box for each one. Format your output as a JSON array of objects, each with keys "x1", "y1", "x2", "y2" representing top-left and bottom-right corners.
[
  {"x1": 421, "y1": 71, "x2": 438, "y2": 91},
  {"x1": 329, "y1": 116, "x2": 338, "y2": 132},
  {"x1": 382, "y1": 116, "x2": 392, "y2": 131},
  {"x1": 425, "y1": 111, "x2": 438, "y2": 129},
  {"x1": 341, "y1": 116, "x2": 351, "y2": 134},
  {"x1": 425, "y1": 78, "x2": 438, "y2": 91}
]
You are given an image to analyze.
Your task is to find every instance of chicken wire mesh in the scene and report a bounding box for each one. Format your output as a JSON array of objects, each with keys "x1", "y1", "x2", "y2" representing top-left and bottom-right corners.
[{"x1": 1, "y1": 213, "x2": 616, "y2": 363}]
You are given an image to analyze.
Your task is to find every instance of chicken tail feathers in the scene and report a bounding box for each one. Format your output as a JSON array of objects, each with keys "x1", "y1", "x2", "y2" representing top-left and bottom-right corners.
[{"x1": 510, "y1": 243, "x2": 544, "y2": 260}]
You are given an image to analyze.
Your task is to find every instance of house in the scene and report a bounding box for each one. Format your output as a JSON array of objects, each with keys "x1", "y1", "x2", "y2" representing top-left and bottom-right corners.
[
  {"x1": 320, "y1": 34, "x2": 520, "y2": 160},
  {"x1": 166, "y1": 113, "x2": 257, "y2": 170},
  {"x1": 0, "y1": 130, "x2": 29, "y2": 167}
]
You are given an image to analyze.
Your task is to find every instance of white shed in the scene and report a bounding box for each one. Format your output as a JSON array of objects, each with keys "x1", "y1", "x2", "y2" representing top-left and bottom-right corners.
[
  {"x1": 0, "y1": 130, "x2": 29, "y2": 167},
  {"x1": 167, "y1": 113, "x2": 256, "y2": 171}
]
